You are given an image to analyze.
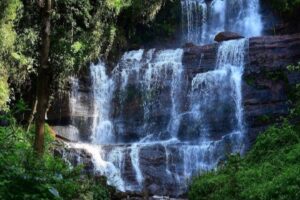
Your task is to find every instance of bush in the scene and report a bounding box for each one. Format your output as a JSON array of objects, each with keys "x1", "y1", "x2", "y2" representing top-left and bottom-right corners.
[
  {"x1": 189, "y1": 122, "x2": 300, "y2": 200},
  {"x1": 0, "y1": 111, "x2": 110, "y2": 200}
]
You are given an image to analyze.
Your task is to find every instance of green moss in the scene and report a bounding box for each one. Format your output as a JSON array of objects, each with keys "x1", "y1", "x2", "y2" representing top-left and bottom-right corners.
[
  {"x1": 244, "y1": 76, "x2": 256, "y2": 87},
  {"x1": 265, "y1": 70, "x2": 286, "y2": 82},
  {"x1": 256, "y1": 115, "x2": 271, "y2": 124}
]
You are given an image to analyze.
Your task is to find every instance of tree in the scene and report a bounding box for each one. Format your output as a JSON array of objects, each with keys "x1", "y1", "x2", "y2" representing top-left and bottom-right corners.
[
  {"x1": 0, "y1": 0, "x2": 22, "y2": 111},
  {"x1": 3, "y1": 0, "x2": 170, "y2": 155},
  {"x1": 34, "y1": 0, "x2": 52, "y2": 154},
  {"x1": 28, "y1": 0, "x2": 129, "y2": 154}
]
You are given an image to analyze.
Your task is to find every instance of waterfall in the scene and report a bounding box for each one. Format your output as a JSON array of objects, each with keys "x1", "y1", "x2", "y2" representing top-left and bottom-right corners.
[
  {"x1": 181, "y1": 0, "x2": 262, "y2": 44},
  {"x1": 90, "y1": 62, "x2": 115, "y2": 144},
  {"x1": 114, "y1": 49, "x2": 184, "y2": 140},
  {"x1": 130, "y1": 144, "x2": 143, "y2": 187},
  {"x1": 217, "y1": 39, "x2": 247, "y2": 135},
  {"x1": 67, "y1": 39, "x2": 248, "y2": 194},
  {"x1": 65, "y1": 0, "x2": 262, "y2": 196}
]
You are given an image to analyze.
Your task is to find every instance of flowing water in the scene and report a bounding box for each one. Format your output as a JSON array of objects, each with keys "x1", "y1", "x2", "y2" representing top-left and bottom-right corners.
[
  {"x1": 181, "y1": 0, "x2": 262, "y2": 44},
  {"x1": 90, "y1": 62, "x2": 115, "y2": 144},
  {"x1": 66, "y1": 0, "x2": 262, "y2": 196}
]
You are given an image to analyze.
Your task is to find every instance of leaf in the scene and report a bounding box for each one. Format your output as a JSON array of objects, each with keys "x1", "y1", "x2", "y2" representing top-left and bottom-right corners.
[{"x1": 49, "y1": 187, "x2": 60, "y2": 198}]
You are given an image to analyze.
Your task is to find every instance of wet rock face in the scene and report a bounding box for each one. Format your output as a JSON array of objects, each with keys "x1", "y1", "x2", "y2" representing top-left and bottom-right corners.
[
  {"x1": 49, "y1": 34, "x2": 300, "y2": 196},
  {"x1": 182, "y1": 33, "x2": 300, "y2": 143},
  {"x1": 183, "y1": 43, "x2": 217, "y2": 76},
  {"x1": 54, "y1": 145, "x2": 95, "y2": 174},
  {"x1": 247, "y1": 34, "x2": 300, "y2": 73},
  {"x1": 244, "y1": 34, "x2": 300, "y2": 142},
  {"x1": 49, "y1": 34, "x2": 300, "y2": 142},
  {"x1": 214, "y1": 32, "x2": 244, "y2": 42}
]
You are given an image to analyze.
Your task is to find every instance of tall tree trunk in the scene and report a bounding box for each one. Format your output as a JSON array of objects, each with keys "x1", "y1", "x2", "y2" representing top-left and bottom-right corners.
[{"x1": 34, "y1": 0, "x2": 52, "y2": 155}]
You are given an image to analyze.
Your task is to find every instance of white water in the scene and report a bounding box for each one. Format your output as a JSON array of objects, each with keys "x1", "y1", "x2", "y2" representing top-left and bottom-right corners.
[
  {"x1": 66, "y1": 0, "x2": 262, "y2": 195},
  {"x1": 90, "y1": 62, "x2": 115, "y2": 144},
  {"x1": 67, "y1": 142, "x2": 126, "y2": 190},
  {"x1": 181, "y1": 0, "x2": 262, "y2": 44},
  {"x1": 217, "y1": 39, "x2": 247, "y2": 134},
  {"x1": 114, "y1": 49, "x2": 184, "y2": 139},
  {"x1": 130, "y1": 144, "x2": 143, "y2": 187},
  {"x1": 67, "y1": 39, "x2": 248, "y2": 193}
]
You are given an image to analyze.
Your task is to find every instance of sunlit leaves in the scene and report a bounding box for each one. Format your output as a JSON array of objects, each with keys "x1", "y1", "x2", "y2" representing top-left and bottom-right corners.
[{"x1": 106, "y1": 0, "x2": 132, "y2": 14}]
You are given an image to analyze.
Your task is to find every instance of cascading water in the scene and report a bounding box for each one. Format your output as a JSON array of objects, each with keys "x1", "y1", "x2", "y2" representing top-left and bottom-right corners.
[
  {"x1": 113, "y1": 49, "x2": 184, "y2": 140},
  {"x1": 67, "y1": 39, "x2": 248, "y2": 195},
  {"x1": 66, "y1": 0, "x2": 262, "y2": 196},
  {"x1": 90, "y1": 62, "x2": 115, "y2": 144},
  {"x1": 181, "y1": 0, "x2": 262, "y2": 44}
]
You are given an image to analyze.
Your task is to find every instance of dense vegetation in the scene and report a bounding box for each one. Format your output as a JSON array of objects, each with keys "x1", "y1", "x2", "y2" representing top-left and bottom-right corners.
[
  {"x1": 0, "y1": 0, "x2": 173, "y2": 153},
  {"x1": 189, "y1": 63, "x2": 300, "y2": 200},
  {"x1": 0, "y1": 106, "x2": 111, "y2": 199},
  {"x1": 0, "y1": 0, "x2": 175, "y2": 199},
  {"x1": 189, "y1": 122, "x2": 300, "y2": 200}
]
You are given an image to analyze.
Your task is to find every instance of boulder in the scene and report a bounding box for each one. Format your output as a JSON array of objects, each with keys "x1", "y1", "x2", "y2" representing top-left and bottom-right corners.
[
  {"x1": 214, "y1": 31, "x2": 244, "y2": 42},
  {"x1": 51, "y1": 125, "x2": 80, "y2": 142}
]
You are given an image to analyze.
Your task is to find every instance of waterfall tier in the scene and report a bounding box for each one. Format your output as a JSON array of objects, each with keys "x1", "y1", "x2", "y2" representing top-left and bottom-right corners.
[
  {"x1": 66, "y1": 39, "x2": 248, "y2": 196},
  {"x1": 181, "y1": 0, "x2": 262, "y2": 44}
]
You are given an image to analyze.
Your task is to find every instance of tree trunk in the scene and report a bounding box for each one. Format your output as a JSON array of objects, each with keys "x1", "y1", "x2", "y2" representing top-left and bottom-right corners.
[
  {"x1": 27, "y1": 97, "x2": 37, "y2": 132},
  {"x1": 34, "y1": 0, "x2": 52, "y2": 155}
]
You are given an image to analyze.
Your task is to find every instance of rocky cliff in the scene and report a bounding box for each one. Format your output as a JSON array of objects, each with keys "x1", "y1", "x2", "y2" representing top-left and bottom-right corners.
[
  {"x1": 49, "y1": 34, "x2": 300, "y2": 142},
  {"x1": 183, "y1": 33, "x2": 300, "y2": 143},
  {"x1": 48, "y1": 33, "x2": 300, "y2": 196}
]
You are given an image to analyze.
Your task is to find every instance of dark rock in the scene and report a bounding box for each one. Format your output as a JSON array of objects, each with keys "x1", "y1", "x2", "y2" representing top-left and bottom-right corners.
[
  {"x1": 183, "y1": 42, "x2": 197, "y2": 48},
  {"x1": 287, "y1": 71, "x2": 300, "y2": 85},
  {"x1": 51, "y1": 125, "x2": 80, "y2": 142},
  {"x1": 247, "y1": 34, "x2": 300, "y2": 74},
  {"x1": 183, "y1": 43, "x2": 217, "y2": 75},
  {"x1": 214, "y1": 32, "x2": 244, "y2": 42},
  {"x1": 55, "y1": 144, "x2": 95, "y2": 175},
  {"x1": 49, "y1": 33, "x2": 300, "y2": 197}
]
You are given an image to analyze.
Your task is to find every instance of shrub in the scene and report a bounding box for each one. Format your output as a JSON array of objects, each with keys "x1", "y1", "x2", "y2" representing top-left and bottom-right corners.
[
  {"x1": 0, "y1": 111, "x2": 110, "y2": 200},
  {"x1": 189, "y1": 122, "x2": 300, "y2": 200}
]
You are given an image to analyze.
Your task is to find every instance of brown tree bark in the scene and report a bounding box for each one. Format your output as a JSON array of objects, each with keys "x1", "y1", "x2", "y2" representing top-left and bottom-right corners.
[{"x1": 34, "y1": 0, "x2": 52, "y2": 155}]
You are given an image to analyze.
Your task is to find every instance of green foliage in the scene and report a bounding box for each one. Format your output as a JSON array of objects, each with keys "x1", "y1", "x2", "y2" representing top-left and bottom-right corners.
[
  {"x1": 287, "y1": 61, "x2": 300, "y2": 72},
  {"x1": 0, "y1": 71, "x2": 9, "y2": 111},
  {"x1": 265, "y1": 70, "x2": 286, "y2": 82},
  {"x1": 289, "y1": 83, "x2": 300, "y2": 117},
  {"x1": 0, "y1": 108, "x2": 110, "y2": 200},
  {"x1": 0, "y1": 0, "x2": 21, "y2": 53},
  {"x1": 1, "y1": 0, "x2": 179, "y2": 100},
  {"x1": 14, "y1": 0, "x2": 122, "y2": 89},
  {"x1": 268, "y1": 0, "x2": 300, "y2": 15},
  {"x1": 0, "y1": 0, "x2": 26, "y2": 103},
  {"x1": 189, "y1": 122, "x2": 300, "y2": 200},
  {"x1": 118, "y1": 0, "x2": 180, "y2": 46},
  {"x1": 106, "y1": 0, "x2": 132, "y2": 14},
  {"x1": 287, "y1": 62, "x2": 300, "y2": 118}
]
